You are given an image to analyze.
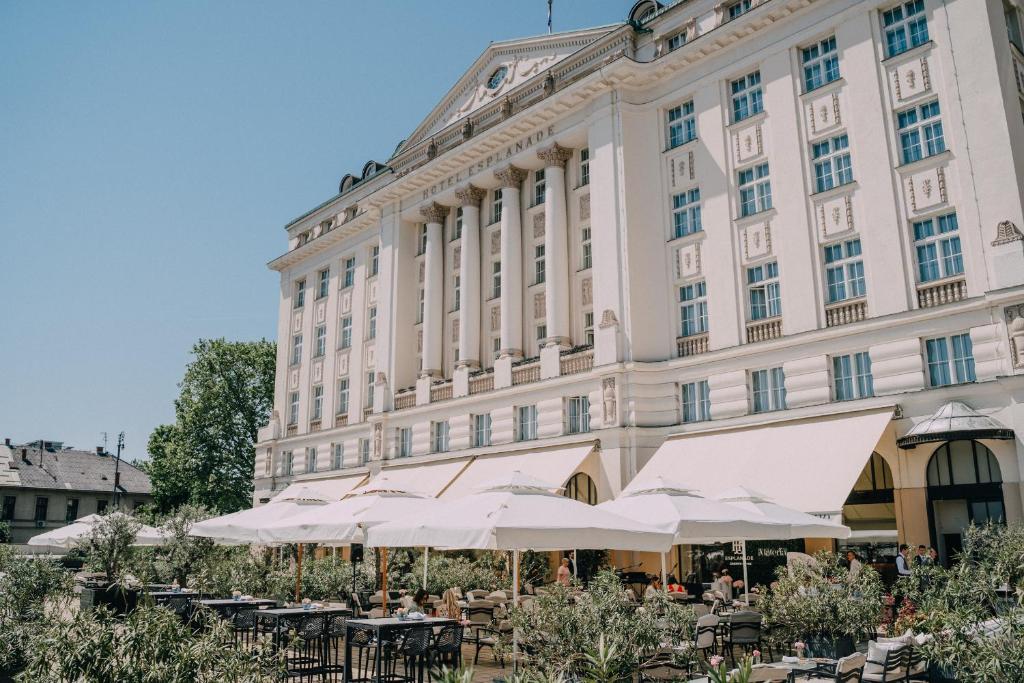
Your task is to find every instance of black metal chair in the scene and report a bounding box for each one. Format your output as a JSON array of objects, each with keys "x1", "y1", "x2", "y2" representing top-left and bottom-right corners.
[
  {"x1": 230, "y1": 607, "x2": 260, "y2": 649},
  {"x1": 384, "y1": 626, "x2": 432, "y2": 683},
  {"x1": 347, "y1": 624, "x2": 379, "y2": 683},
  {"x1": 463, "y1": 603, "x2": 494, "y2": 645},
  {"x1": 808, "y1": 653, "x2": 867, "y2": 682},
  {"x1": 908, "y1": 646, "x2": 931, "y2": 682},
  {"x1": 322, "y1": 614, "x2": 348, "y2": 680},
  {"x1": 428, "y1": 624, "x2": 464, "y2": 673},
  {"x1": 473, "y1": 619, "x2": 512, "y2": 667},
  {"x1": 722, "y1": 611, "x2": 762, "y2": 666},
  {"x1": 286, "y1": 615, "x2": 328, "y2": 681}
]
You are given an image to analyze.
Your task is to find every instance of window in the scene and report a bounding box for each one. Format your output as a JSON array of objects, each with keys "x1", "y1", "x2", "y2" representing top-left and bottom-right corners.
[
  {"x1": 516, "y1": 405, "x2": 538, "y2": 441},
  {"x1": 926, "y1": 333, "x2": 976, "y2": 387},
  {"x1": 534, "y1": 244, "x2": 546, "y2": 284},
  {"x1": 833, "y1": 352, "x2": 874, "y2": 400},
  {"x1": 265, "y1": 448, "x2": 273, "y2": 476},
  {"x1": 317, "y1": 268, "x2": 330, "y2": 299},
  {"x1": 431, "y1": 421, "x2": 450, "y2": 453},
  {"x1": 812, "y1": 134, "x2": 853, "y2": 192},
  {"x1": 667, "y1": 101, "x2": 697, "y2": 149},
  {"x1": 305, "y1": 447, "x2": 317, "y2": 473},
  {"x1": 534, "y1": 169, "x2": 546, "y2": 206},
  {"x1": 679, "y1": 281, "x2": 708, "y2": 337},
  {"x1": 801, "y1": 35, "x2": 839, "y2": 92},
  {"x1": 492, "y1": 261, "x2": 501, "y2": 298},
  {"x1": 367, "y1": 306, "x2": 377, "y2": 340},
  {"x1": 369, "y1": 245, "x2": 379, "y2": 276},
  {"x1": 472, "y1": 414, "x2": 492, "y2": 448},
  {"x1": 290, "y1": 334, "x2": 303, "y2": 365},
  {"x1": 672, "y1": 188, "x2": 702, "y2": 238},
  {"x1": 359, "y1": 439, "x2": 371, "y2": 464},
  {"x1": 336, "y1": 378, "x2": 350, "y2": 415},
  {"x1": 581, "y1": 227, "x2": 592, "y2": 269},
  {"x1": 730, "y1": 71, "x2": 763, "y2": 123},
  {"x1": 897, "y1": 100, "x2": 945, "y2": 164},
  {"x1": 2, "y1": 495, "x2": 15, "y2": 521},
  {"x1": 1008, "y1": 2, "x2": 1024, "y2": 52},
  {"x1": 34, "y1": 497, "x2": 48, "y2": 522},
  {"x1": 96, "y1": 499, "x2": 108, "y2": 514},
  {"x1": 824, "y1": 238, "x2": 866, "y2": 303},
  {"x1": 339, "y1": 317, "x2": 353, "y2": 349},
  {"x1": 726, "y1": 0, "x2": 753, "y2": 21},
  {"x1": 566, "y1": 396, "x2": 591, "y2": 434},
  {"x1": 311, "y1": 385, "x2": 324, "y2": 420},
  {"x1": 492, "y1": 337, "x2": 501, "y2": 355},
  {"x1": 365, "y1": 371, "x2": 375, "y2": 409},
  {"x1": 397, "y1": 428, "x2": 413, "y2": 458},
  {"x1": 666, "y1": 30, "x2": 687, "y2": 52},
  {"x1": 417, "y1": 225, "x2": 428, "y2": 256},
  {"x1": 332, "y1": 443, "x2": 344, "y2": 469},
  {"x1": 747, "y1": 261, "x2": 781, "y2": 321},
  {"x1": 913, "y1": 212, "x2": 963, "y2": 283},
  {"x1": 417, "y1": 288, "x2": 425, "y2": 323},
  {"x1": 491, "y1": 189, "x2": 503, "y2": 224},
  {"x1": 579, "y1": 148, "x2": 590, "y2": 186},
  {"x1": 342, "y1": 257, "x2": 356, "y2": 288},
  {"x1": 751, "y1": 367, "x2": 787, "y2": 413},
  {"x1": 453, "y1": 275, "x2": 461, "y2": 311},
  {"x1": 293, "y1": 279, "x2": 306, "y2": 309},
  {"x1": 65, "y1": 498, "x2": 79, "y2": 522},
  {"x1": 284, "y1": 450, "x2": 294, "y2": 476},
  {"x1": 681, "y1": 380, "x2": 711, "y2": 423},
  {"x1": 738, "y1": 163, "x2": 772, "y2": 216},
  {"x1": 882, "y1": 0, "x2": 929, "y2": 58},
  {"x1": 584, "y1": 311, "x2": 595, "y2": 346},
  {"x1": 314, "y1": 325, "x2": 326, "y2": 357},
  {"x1": 288, "y1": 392, "x2": 299, "y2": 425},
  {"x1": 453, "y1": 207, "x2": 463, "y2": 240},
  {"x1": 536, "y1": 325, "x2": 547, "y2": 354}
]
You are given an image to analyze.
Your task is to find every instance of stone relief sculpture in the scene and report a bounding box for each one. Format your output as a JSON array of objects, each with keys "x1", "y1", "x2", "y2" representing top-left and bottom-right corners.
[{"x1": 602, "y1": 378, "x2": 617, "y2": 426}]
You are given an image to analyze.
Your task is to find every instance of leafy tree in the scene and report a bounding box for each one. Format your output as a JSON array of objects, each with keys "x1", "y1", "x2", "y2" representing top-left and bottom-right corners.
[{"x1": 147, "y1": 338, "x2": 276, "y2": 513}]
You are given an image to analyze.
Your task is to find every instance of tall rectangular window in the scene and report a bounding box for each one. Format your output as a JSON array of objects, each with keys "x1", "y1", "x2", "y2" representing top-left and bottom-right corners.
[
  {"x1": 812, "y1": 134, "x2": 853, "y2": 192},
  {"x1": 453, "y1": 207, "x2": 463, "y2": 240},
  {"x1": 584, "y1": 311, "x2": 595, "y2": 346},
  {"x1": 417, "y1": 289, "x2": 425, "y2": 323},
  {"x1": 1008, "y1": 2, "x2": 1024, "y2": 52},
  {"x1": 883, "y1": 0, "x2": 929, "y2": 58},
  {"x1": 417, "y1": 226, "x2": 428, "y2": 256},
  {"x1": 581, "y1": 227, "x2": 592, "y2": 269},
  {"x1": 536, "y1": 324, "x2": 547, "y2": 354},
  {"x1": 369, "y1": 245, "x2": 379, "y2": 276},
  {"x1": 34, "y1": 497, "x2": 48, "y2": 522},
  {"x1": 824, "y1": 238, "x2": 866, "y2": 303},
  {"x1": 566, "y1": 396, "x2": 591, "y2": 434},
  {"x1": 472, "y1": 414, "x2": 492, "y2": 448},
  {"x1": 305, "y1": 447, "x2": 317, "y2": 473},
  {"x1": 801, "y1": 36, "x2": 839, "y2": 92},
  {"x1": 727, "y1": 0, "x2": 753, "y2": 21},
  {"x1": 738, "y1": 163, "x2": 772, "y2": 216},
  {"x1": 516, "y1": 405, "x2": 538, "y2": 441},
  {"x1": 2, "y1": 496, "x2": 15, "y2": 521},
  {"x1": 397, "y1": 428, "x2": 413, "y2": 458},
  {"x1": 681, "y1": 380, "x2": 711, "y2": 423},
  {"x1": 314, "y1": 325, "x2": 326, "y2": 357},
  {"x1": 751, "y1": 367, "x2": 787, "y2": 413},
  {"x1": 65, "y1": 498, "x2": 79, "y2": 522},
  {"x1": 339, "y1": 317, "x2": 353, "y2": 349},
  {"x1": 453, "y1": 275, "x2": 461, "y2": 311},
  {"x1": 317, "y1": 268, "x2": 330, "y2": 299},
  {"x1": 293, "y1": 279, "x2": 306, "y2": 309},
  {"x1": 288, "y1": 392, "x2": 299, "y2": 425},
  {"x1": 365, "y1": 371, "x2": 375, "y2": 408},
  {"x1": 367, "y1": 306, "x2": 377, "y2": 340},
  {"x1": 730, "y1": 71, "x2": 763, "y2": 123},
  {"x1": 579, "y1": 148, "x2": 590, "y2": 186},
  {"x1": 336, "y1": 378, "x2": 350, "y2": 415},
  {"x1": 492, "y1": 261, "x2": 501, "y2": 298},
  {"x1": 672, "y1": 188, "x2": 702, "y2": 238},
  {"x1": 332, "y1": 443, "x2": 344, "y2": 469},
  {"x1": 667, "y1": 101, "x2": 697, "y2": 149},
  {"x1": 283, "y1": 451, "x2": 294, "y2": 476},
  {"x1": 747, "y1": 261, "x2": 781, "y2": 320},
  {"x1": 342, "y1": 257, "x2": 356, "y2": 288},
  {"x1": 667, "y1": 30, "x2": 687, "y2": 52},
  {"x1": 679, "y1": 281, "x2": 709, "y2": 337},
  {"x1": 926, "y1": 333, "x2": 976, "y2": 387},
  {"x1": 534, "y1": 244, "x2": 546, "y2": 284},
  {"x1": 491, "y1": 189, "x2": 503, "y2": 224},
  {"x1": 534, "y1": 169, "x2": 546, "y2": 206},
  {"x1": 913, "y1": 212, "x2": 963, "y2": 283},
  {"x1": 291, "y1": 334, "x2": 303, "y2": 365},
  {"x1": 264, "y1": 448, "x2": 273, "y2": 476},
  {"x1": 833, "y1": 351, "x2": 874, "y2": 401},
  {"x1": 311, "y1": 385, "x2": 323, "y2": 421},
  {"x1": 897, "y1": 100, "x2": 945, "y2": 164},
  {"x1": 359, "y1": 439, "x2": 370, "y2": 464},
  {"x1": 431, "y1": 421, "x2": 450, "y2": 453}
]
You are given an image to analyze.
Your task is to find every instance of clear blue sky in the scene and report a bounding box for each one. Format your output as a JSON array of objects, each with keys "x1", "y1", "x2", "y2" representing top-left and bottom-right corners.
[{"x1": 0, "y1": 1, "x2": 627, "y2": 461}]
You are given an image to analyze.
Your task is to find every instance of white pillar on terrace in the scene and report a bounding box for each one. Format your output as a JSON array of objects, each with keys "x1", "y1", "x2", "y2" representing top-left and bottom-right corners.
[
  {"x1": 494, "y1": 165, "x2": 527, "y2": 359},
  {"x1": 538, "y1": 143, "x2": 573, "y2": 348},
  {"x1": 419, "y1": 202, "x2": 449, "y2": 377},
  {"x1": 455, "y1": 185, "x2": 486, "y2": 369}
]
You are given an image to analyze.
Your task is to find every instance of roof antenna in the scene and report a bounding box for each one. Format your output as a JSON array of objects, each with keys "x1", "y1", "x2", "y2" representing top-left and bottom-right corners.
[{"x1": 547, "y1": 0, "x2": 553, "y2": 33}]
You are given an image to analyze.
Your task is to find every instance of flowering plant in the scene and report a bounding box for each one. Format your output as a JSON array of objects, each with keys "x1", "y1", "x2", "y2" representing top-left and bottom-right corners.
[
  {"x1": 706, "y1": 654, "x2": 753, "y2": 683},
  {"x1": 793, "y1": 641, "x2": 806, "y2": 657}
]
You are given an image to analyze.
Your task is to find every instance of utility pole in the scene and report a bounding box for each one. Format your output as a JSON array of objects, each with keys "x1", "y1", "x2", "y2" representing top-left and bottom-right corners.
[
  {"x1": 547, "y1": 0, "x2": 553, "y2": 33},
  {"x1": 112, "y1": 432, "x2": 124, "y2": 509}
]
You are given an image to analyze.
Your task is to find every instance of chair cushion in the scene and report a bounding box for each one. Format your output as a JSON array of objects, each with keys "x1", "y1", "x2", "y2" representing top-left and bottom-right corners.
[{"x1": 864, "y1": 641, "x2": 899, "y2": 677}]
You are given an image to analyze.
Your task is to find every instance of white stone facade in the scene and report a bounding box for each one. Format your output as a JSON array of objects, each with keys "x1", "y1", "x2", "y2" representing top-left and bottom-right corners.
[{"x1": 256, "y1": 0, "x2": 1024, "y2": 556}]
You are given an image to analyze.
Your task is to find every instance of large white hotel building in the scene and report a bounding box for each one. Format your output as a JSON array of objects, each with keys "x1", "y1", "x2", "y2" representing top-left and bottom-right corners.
[{"x1": 255, "y1": 0, "x2": 1024, "y2": 570}]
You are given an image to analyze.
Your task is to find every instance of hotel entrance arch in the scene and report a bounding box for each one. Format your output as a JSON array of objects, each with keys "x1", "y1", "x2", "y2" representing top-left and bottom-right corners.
[{"x1": 925, "y1": 440, "x2": 1004, "y2": 566}]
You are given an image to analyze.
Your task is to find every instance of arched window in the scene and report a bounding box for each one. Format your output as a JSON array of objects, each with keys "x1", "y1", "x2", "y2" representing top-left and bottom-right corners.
[
  {"x1": 853, "y1": 452, "x2": 893, "y2": 492},
  {"x1": 926, "y1": 440, "x2": 1002, "y2": 487},
  {"x1": 563, "y1": 472, "x2": 597, "y2": 505}
]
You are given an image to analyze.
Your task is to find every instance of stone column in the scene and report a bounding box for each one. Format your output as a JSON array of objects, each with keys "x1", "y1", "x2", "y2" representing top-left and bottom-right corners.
[
  {"x1": 419, "y1": 202, "x2": 449, "y2": 377},
  {"x1": 455, "y1": 185, "x2": 486, "y2": 369},
  {"x1": 494, "y1": 165, "x2": 527, "y2": 358},
  {"x1": 538, "y1": 143, "x2": 573, "y2": 348}
]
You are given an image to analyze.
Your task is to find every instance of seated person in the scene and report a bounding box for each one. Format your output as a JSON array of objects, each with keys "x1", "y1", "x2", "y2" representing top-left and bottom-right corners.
[
  {"x1": 644, "y1": 576, "x2": 663, "y2": 599},
  {"x1": 665, "y1": 575, "x2": 687, "y2": 594},
  {"x1": 408, "y1": 588, "x2": 430, "y2": 614}
]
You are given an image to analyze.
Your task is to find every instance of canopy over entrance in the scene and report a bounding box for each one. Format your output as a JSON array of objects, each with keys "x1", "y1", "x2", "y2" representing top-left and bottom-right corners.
[
  {"x1": 896, "y1": 401, "x2": 1014, "y2": 448},
  {"x1": 440, "y1": 442, "x2": 597, "y2": 499},
  {"x1": 634, "y1": 408, "x2": 894, "y2": 516}
]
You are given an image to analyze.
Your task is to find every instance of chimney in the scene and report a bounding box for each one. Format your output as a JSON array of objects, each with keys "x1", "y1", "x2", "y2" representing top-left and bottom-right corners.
[
  {"x1": 4, "y1": 438, "x2": 9, "y2": 447},
  {"x1": 96, "y1": 446, "x2": 105, "y2": 456},
  {"x1": 21, "y1": 448, "x2": 28, "y2": 462}
]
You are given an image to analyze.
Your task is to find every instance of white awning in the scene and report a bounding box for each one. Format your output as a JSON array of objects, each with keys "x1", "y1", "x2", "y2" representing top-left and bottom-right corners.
[
  {"x1": 376, "y1": 459, "x2": 471, "y2": 497},
  {"x1": 634, "y1": 408, "x2": 893, "y2": 516},
  {"x1": 276, "y1": 474, "x2": 368, "y2": 502},
  {"x1": 440, "y1": 442, "x2": 597, "y2": 499}
]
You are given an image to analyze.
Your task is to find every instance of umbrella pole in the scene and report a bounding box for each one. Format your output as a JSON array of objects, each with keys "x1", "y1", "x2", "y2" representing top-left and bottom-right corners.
[
  {"x1": 423, "y1": 546, "x2": 429, "y2": 589},
  {"x1": 660, "y1": 552, "x2": 667, "y2": 588},
  {"x1": 742, "y1": 540, "x2": 750, "y2": 606},
  {"x1": 381, "y1": 547, "x2": 389, "y2": 617},
  {"x1": 295, "y1": 544, "x2": 303, "y2": 602},
  {"x1": 512, "y1": 549, "x2": 520, "y2": 670},
  {"x1": 572, "y1": 549, "x2": 578, "y2": 581}
]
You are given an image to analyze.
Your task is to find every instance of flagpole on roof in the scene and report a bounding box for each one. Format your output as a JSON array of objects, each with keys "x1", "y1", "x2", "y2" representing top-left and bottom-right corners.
[{"x1": 547, "y1": 0, "x2": 553, "y2": 33}]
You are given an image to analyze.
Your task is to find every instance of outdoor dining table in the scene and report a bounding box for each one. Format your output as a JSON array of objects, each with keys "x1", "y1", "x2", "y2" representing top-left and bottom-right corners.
[
  {"x1": 147, "y1": 589, "x2": 203, "y2": 603},
  {"x1": 256, "y1": 606, "x2": 354, "y2": 679},
  {"x1": 344, "y1": 616, "x2": 457, "y2": 683},
  {"x1": 198, "y1": 597, "x2": 277, "y2": 620},
  {"x1": 770, "y1": 658, "x2": 837, "y2": 682}
]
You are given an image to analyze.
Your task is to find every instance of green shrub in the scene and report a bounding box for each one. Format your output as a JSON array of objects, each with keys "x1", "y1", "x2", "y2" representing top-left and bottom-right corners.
[{"x1": 0, "y1": 555, "x2": 74, "y2": 673}]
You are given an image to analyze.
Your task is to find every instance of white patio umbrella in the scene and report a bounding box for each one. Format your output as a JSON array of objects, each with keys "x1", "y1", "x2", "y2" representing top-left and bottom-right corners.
[
  {"x1": 597, "y1": 476, "x2": 791, "y2": 590},
  {"x1": 28, "y1": 512, "x2": 167, "y2": 550}
]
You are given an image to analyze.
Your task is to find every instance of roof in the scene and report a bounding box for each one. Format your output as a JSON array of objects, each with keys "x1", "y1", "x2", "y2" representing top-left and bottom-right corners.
[
  {"x1": 0, "y1": 444, "x2": 152, "y2": 495},
  {"x1": 896, "y1": 401, "x2": 1015, "y2": 448}
]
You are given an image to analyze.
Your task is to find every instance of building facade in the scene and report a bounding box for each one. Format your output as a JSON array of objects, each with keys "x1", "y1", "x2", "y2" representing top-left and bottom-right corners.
[{"x1": 256, "y1": 0, "x2": 1024, "y2": 570}]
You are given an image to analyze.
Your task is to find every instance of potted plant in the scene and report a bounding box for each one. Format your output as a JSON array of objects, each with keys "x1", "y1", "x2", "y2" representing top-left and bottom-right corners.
[{"x1": 76, "y1": 512, "x2": 143, "y2": 614}]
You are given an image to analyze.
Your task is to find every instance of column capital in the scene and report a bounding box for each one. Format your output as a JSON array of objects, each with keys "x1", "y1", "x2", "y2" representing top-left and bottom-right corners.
[
  {"x1": 537, "y1": 143, "x2": 573, "y2": 168},
  {"x1": 454, "y1": 184, "x2": 486, "y2": 207},
  {"x1": 494, "y1": 165, "x2": 527, "y2": 189},
  {"x1": 419, "y1": 202, "x2": 450, "y2": 224}
]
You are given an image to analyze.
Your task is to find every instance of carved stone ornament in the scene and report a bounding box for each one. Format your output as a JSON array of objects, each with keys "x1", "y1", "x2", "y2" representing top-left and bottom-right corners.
[
  {"x1": 490, "y1": 307, "x2": 501, "y2": 331},
  {"x1": 455, "y1": 184, "x2": 486, "y2": 207},
  {"x1": 494, "y1": 164, "x2": 527, "y2": 189},
  {"x1": 579, "y1": 194, "x2": 591, "y2": 221},
  {"x1": 1006, "y1": 304, "x2": 1024, "y2": 368},
  {"x1": 375, "y1": 371, "x2": 388, "y2": 386},
  {"x1": 543, "y1": 70, "x2": 555, "y2": 97},
  {"x1": 537, "y1": 142, "x2": 573, "y2": 168},
  {"x1": 602, "y1": 378, "x2": 617, "y2": 426},
  {"x1": 461, "y1": 118, "x2": 474, "y2": 141},
  {"x1": 427, "y1": 138, "x2": 438, "y2": 160},
  {"x1": 533, "y1": 292, "x2": 546, "y2": 319},
  {"x1": 419, "y1": 201, "x2": 450, "y2": 224},
  {"x1": 533, "y1": 212, "x2": 545, "y2": 238},
  {"x1": 373, "y1": 423, "x2": 383, "y2": 460},
  {"x1": 992, "y1": 220, "x2": 1024, "y2": 246},
  {"x1": 599, "y1": 309, "x2": 619, "y2": 328},
  {"x1": 500, "y1": 96, "x2": 513, "y2": 119},
  {"x1": 581, "y1": 277, "x2": 593, "y2": 306}
]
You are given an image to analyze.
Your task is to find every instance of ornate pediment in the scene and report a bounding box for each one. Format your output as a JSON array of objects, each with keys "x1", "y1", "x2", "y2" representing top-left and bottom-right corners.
[{"x1": 397, "y1": 27, "x2": 615, "y2": 154}]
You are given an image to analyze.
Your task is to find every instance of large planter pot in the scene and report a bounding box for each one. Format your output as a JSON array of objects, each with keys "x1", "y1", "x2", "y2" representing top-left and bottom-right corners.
[
  {"x1": 80, "y1": 584, "x2": 139, "y2": 615},
  {"x1": 805, "y1": 634, "x2": 856, "y2": 659}
]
